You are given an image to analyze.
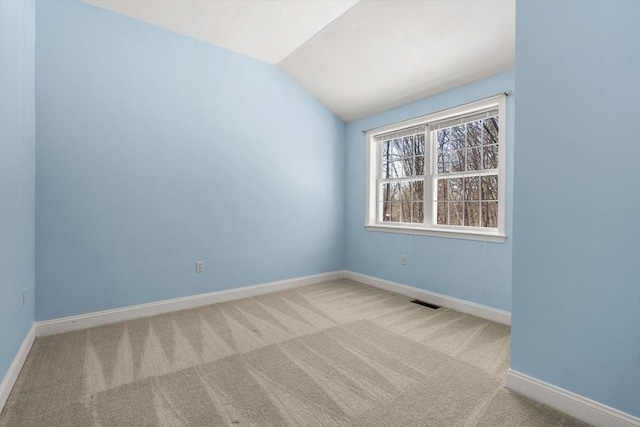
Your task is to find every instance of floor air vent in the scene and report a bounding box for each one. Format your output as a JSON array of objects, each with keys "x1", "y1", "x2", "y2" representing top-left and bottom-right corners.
[{"x1": 411, "y1": 299, "x2": 442, "y2": 310}]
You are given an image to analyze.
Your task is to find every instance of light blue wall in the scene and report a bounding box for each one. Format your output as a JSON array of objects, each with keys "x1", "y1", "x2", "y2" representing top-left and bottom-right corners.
[
  {"x1": 0, "y1": 0, "x2": 36, "y2": 384},
  {"x1": 345, "y1": 72, "x2": 514, "y2": 312},
  {"x1": 35, "y1": 1, "x2": 345, "y2": 321},
  {"x1": 512, "y1": 1, "x2": 640, "y2": 417}
]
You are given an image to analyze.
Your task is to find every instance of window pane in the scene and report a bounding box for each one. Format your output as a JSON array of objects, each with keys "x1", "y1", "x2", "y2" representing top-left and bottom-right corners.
[
  {"x1": 437, "y1": 152, "x2": 450, "y2": 174},
  {"x1": 381, "y1": 162, "x2": 390, "y2": 179},
  {"x1": 412, "y1": 202, "x2": 424, "y2": 223},
  {"x1": 388, "y1": 160, "x2": 408, "y2": 178},
  {"x1": 483, "y1": 144, "x2": 498, "y2": 170},
  {"x1": 390, "y1": 202, "x2": 401, "y2": 222},
  {"x1": 382, "y1": 142, "x2": 390, "y2": 161},
  {"x1": 437, "y1": 202, "x2": 448, "y2": 225},
  {"x1": 412, "y1": 181, "x2": 424, "y2": 201},
  {"x1": 450, "y1": 202, "x2": 464, "y2": 226},
  {"x1": 450, "y1": 125, "x2": 466, "y2": 150},
  {"x1": 401, "y1": 200, "x2": 412, "y2": 223},
  {"x1": 464, "y1": 176, "x2": 480, "y2": 200},
  {"x1": 481, "y1": 175, "x2": 498, "y2": 201},
  {"x1": 483, "y1": 117, "x2": 499, "y2": 146},
  {"x1": 414, "y1": 134, "x2": 425, "y2": 155},
  {"x1": 389, "y1": 182, "x2": 401, "y2": 201},
  {"x1": 382, "y1": 183, "x2": 391, "y2": 202},
  {"x1": 449, "y1": 178, "x2": 463, "y2": 201},
  {"x1": 451, "y1": 149, "x2": 465, "y2": 172},
  {"x1": 481, "y1": 201, "x2": 498, "y2": 228},
  {"x1": 383, "y1": 140, "x2": 401, "y2": 161},
  {"x1": 382, "y1": 202, "x2": 391, "y2": 221},
  {"x1": 437, "y1": 128, "x2": 451, "y2": 152},
  {"x1": 398, "y1": 182, "x2": 411, "y2": 202},
  {"x1": 402, "y1": 137, "x2": 414, "y2": 158},
  {"x1": 404, "y1": 157, "x2": 416, "y2": 176},
  {"x1": 391, "y1": 183, "x2": 400, "y2": 202},
  {"x1": 465, "y1": 202, "x2": 480, "y2": 227},
  {"x1": 415, "y1": 156, "x2": 424, "y2": 176},
  {"x1": 437, "y1": 179, "x2": 448, "y2": 201},
  {"x1": 466, "y1": 147, "x2": 481, "y2": 171},
  {"x1": 467, "y1": 121, "x2": 482, "y2": 147},
  {"x1": 384, "y1": 137, "x2": 415, "y2": 161}
]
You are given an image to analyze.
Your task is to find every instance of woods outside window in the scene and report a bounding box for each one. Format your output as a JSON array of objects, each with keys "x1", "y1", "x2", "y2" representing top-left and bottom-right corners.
[{"x1": 365, "y1": 95, "x2": 506, "y2": 242}]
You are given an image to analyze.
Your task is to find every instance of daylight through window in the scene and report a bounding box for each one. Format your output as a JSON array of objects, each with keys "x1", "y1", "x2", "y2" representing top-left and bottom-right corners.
[{"x1": 366, "y1": 95, "x2": 506, "y2": 242}]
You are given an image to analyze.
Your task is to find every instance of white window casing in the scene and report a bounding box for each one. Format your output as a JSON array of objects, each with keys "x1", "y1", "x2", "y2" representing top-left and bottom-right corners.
[{"x1": 365, "y1": 95, "x2": 507, "y2": 243}]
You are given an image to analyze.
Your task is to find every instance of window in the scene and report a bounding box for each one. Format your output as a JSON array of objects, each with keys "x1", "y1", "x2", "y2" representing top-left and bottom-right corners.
[{"x1": 365, "y1": 95, "x2": 506, "y2": 242}]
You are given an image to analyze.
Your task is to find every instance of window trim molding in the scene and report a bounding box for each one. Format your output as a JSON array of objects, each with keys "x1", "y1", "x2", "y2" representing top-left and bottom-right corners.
[{"x1": 365, "y1": 94, "x2": 507, "y2": 243}]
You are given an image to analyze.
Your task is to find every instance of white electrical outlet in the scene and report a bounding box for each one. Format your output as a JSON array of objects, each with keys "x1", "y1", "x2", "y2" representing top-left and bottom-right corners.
[
  {"x1": 400, "y1": 255, "x2": 406, "y2": 265},
  {"x1": 195, "y1": 261, "x2": 204, "y2": 273},
  {"x1": 23, "y1": 289, "x2": 27, "y2": 306}
]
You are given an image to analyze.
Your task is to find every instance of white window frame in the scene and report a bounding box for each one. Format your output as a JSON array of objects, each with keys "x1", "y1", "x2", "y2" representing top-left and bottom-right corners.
[{"x1": 365, "y1": 95, "x2": 507, "y2": 243}]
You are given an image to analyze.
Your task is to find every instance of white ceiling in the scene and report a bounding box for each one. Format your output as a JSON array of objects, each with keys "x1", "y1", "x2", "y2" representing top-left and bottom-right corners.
[
  {"x1": 85, "y1": 0, "x2": 359, "y2": 64},
  {"x1": 280, "y1": 1, "x2": 515, "y2": 121},
  {"x1": 84, "y1": 0, "x2": 515, "y2": 122}
]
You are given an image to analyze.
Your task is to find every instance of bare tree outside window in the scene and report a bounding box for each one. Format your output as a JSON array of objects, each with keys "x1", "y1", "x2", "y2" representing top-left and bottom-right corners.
[
  {"x1": 435, "y1": 116, "x2": 499, "y2": 228},
  {"x1": 368, "y1": 96, "x2": 505, "y2": 241},
  {"x1": 380, "y1": 133, "x2": 425, "y2": 223}
]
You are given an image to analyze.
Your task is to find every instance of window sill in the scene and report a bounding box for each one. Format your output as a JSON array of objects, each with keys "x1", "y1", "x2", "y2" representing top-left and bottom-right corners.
[{"x1": 365, "y1": 224, "x2": 506, "y2": 243}]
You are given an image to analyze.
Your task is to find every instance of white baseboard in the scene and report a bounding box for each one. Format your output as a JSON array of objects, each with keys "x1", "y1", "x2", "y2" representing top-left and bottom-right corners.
[
  {"x1": 507, "y1": 369, "x2": 640, "y2": 427},
  {"x1": 0, "y1": 324, "x2": 35, "y2": 414},
  {"x1": 343, "y1": 270, "x2": 511, "y2": 325},
  {"x1": 34, "y1": 269, "x2": 511, "y2": 336},
  {"x1": 10, "y1": 271, "x2": 635, "y2": 427},
  {"x1": 35, "y1": 271, "x2": 345, "y2": 337}
]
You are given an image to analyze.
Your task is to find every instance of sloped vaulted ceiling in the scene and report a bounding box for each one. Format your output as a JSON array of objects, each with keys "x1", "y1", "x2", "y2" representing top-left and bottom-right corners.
[{"x1": 84, "y1": 0, "x2": 515, "y2": 122}]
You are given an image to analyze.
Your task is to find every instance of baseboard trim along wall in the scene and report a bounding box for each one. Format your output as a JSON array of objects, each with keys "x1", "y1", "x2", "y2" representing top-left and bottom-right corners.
[
  {"x1": 343, "y1": 270, "x2": 511, "y2": 326},
  {"x1": 507, "y1": 369, "x2": 640, "y2": 427},
  {"x1": 35, "y1": 270, "x2": 344, "y2": 337},
  {"x1": 0, "y1": 325, "x2": 35, "y2": 413},
  {"x1": 8, "y1": 272, "x2": 636, "y2": 426},
  {"x1": 35, "y1": 270, "x2": 511, "y2": 336}
]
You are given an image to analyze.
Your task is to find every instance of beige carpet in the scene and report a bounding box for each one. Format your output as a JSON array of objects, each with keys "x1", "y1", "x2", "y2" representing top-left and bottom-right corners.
[{"x1": 0, "y1": 279, "x2": 590, "y2": 426}]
